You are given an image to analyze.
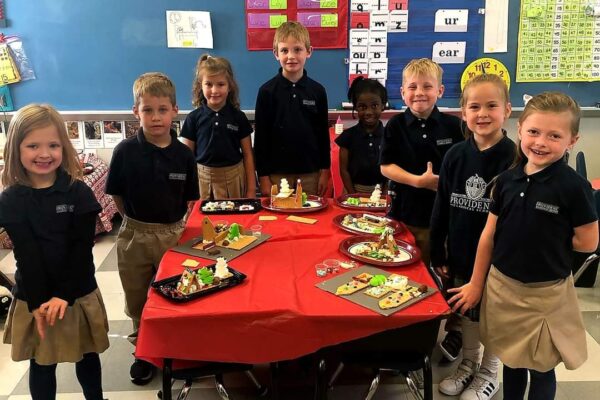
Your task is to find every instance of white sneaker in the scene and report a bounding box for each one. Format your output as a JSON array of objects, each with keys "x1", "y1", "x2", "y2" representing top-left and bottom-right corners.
[
  {"x1": 439, "y1": 359, "x2": 478, "y2": 396},
  {"x1": 460, "y1": 371, "x2": 499, "y2": 400}
]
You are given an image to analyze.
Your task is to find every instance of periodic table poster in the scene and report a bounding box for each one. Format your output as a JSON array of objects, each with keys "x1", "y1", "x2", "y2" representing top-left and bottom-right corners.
[{"x1": 516, "y1": 0, "x2": 600, "y2": 82}]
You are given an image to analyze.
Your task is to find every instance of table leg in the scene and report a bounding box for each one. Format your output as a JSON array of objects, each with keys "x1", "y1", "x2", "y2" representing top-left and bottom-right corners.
[
  {"x1": 269, "y1": 362, "x2": 279, "y2": 400},
  {"x1": 423, "y1": 355, "x2": 433, "y2": 400},
  {"x1": 314, "y1": 357, "x2": 327, "y2": 400},
  {"x1": 162, "y1": 358, "x2": 172, "y2": 400}
]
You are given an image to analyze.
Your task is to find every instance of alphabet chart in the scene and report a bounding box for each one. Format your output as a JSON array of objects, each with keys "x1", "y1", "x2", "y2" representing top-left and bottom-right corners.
[
  {"x1": 349, "y1": 0, "x2": 481, "y2": 100},
  {"x1": 516, "y1": 0, "x2": 600, "y2": 82}
]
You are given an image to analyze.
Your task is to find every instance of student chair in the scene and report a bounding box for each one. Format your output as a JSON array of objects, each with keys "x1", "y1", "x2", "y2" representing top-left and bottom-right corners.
[
  {"x1": 322, "y1": 318, "x2": 440, "y2": 400},
  {"x1": 573, "y1": 189, "x2": 600, "y2": 287},
  {"x1": 576, "y1": 151, "x2": 588, "y2": 179},
  {"x1": 157, "y1": 359, "x2": 267, "y2": 400}
]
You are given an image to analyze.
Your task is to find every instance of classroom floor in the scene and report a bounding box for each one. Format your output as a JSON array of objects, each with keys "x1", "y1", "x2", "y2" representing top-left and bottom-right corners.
[{"x1": 0, "y1": 222, "x2": 599, "y2": 399}]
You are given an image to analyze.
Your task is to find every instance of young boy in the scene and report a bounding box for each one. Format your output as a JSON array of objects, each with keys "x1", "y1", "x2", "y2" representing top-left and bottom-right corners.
[
  {"x1": 254, "y1": 21, "x2": 330, "y2": 196},
  {"x1": 380, "y1": 59, "x2": 465, "y2": 361},
  {"x1": 105, "y1": 72, "x2": 199, "y2": 385}
]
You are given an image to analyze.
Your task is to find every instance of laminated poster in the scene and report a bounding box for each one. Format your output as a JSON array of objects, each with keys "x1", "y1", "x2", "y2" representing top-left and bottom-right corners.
[
  {"x1": 83, "y1": 121, "x2": 103, "y2": 149},
  {"x1": 102, "y1": 121, "x2": 124, "y2": 149},
  {"x1": 65, "y1": 121, "x2": 84, "y2": 150}
]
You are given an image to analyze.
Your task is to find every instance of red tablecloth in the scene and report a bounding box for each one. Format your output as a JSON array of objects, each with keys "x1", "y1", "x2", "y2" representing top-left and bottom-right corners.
[
  {"x1": 592, "y1": 179, "x2": 600, "y2": 190},
  {"x1": 136, "y1": 201, "x2": 449, "y2": 367}
]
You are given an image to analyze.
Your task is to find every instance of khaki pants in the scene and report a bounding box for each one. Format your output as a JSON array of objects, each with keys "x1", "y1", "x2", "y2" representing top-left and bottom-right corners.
[
  {"x1": 269, "y1": 172, "x2": 320, "y2": 196},
  {"x1": 353, "y1": 183, "x2": 377, "y2": 194},
  {"x1": 406, "y1": 224, "x2": 431, "y2": 268},
  {"x1": 117, "y1": 216, "x2": 184, "y2": 345},
  {"x1": 198, "y1": 161, "x2": 246, "y2": 200}
]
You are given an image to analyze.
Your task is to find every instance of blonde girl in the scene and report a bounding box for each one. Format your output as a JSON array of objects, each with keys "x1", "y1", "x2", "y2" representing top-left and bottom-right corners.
[
  {"x1": 449, "y1": 92, "x2": 598, "y2": 400},
  {"x1": 181, "y1": 54, "x2": 256, "y2": 199},
  {"x1": 430, "y1": 74, "x2": 515, "y2": 400},
  {"x1": 1, "y1": 104, "x2": 109, "y2": 399}
]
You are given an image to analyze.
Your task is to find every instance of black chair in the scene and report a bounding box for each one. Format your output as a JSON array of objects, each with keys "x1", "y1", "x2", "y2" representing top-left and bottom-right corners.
[
  {"x1": 321, "y1": 318, "x2": 441, "y2": 400},
  {"x1": 158, "y1": 359, "x2": 267, "y2": 400},
  {"x1": 576, "y1": 151, "x2": 588, "y2": 179},
  {"x1": 573, "y1": 190, "x2": 600, "y2": 287}
]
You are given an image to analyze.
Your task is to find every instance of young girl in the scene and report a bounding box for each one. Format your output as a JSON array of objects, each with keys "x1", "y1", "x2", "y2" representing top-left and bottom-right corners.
[
  {"x1": 181, "y1": 54, "x2": 256, "y2": 200},
  {"x1": 335, "y1": 77, "x2": 388, "y2": 193},
  {"x1": 0, "y1": 104, "x2": 109, "y2": 399},
  {"x1": 430, "y1": 74, "x2": 515, "y2": 400},
  {"x1": 449, "y1": 92, "x2": 598, "y2": 400}
]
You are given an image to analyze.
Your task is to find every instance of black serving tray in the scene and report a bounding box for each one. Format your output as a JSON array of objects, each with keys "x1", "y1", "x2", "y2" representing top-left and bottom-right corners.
[
  {"x1": 199, "y1": 198, "x2": 262, "y2": 214},
  {"x1": 151, "y1": 264, "x2": 247, "y2": 303}
]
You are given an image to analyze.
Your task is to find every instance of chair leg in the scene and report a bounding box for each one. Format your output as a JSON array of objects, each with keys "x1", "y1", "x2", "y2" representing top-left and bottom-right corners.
[
  {"x1": 244, "y1": 370, "x2": 268, "y2": 397},
  {"x1": 176, "y1": 379, "x2": 193, "y2": 400},
  {"x1": 363, "y1": 369, "x2": 381, "y2": 400},
  {"x1": 404, "y1": 373, "x2": 424, "y2": 400},
  {"x1": 327, "y1": 362, "x2": 344, "y2": 389},
  {"x1": 214, "y1": 374, "x2": 231, "y2": 400}
]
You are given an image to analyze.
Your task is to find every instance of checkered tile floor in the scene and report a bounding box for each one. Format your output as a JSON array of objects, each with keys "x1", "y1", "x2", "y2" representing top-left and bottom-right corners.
[{"x1": 1, "y1": 222, "x2": 599, "y2": 399}]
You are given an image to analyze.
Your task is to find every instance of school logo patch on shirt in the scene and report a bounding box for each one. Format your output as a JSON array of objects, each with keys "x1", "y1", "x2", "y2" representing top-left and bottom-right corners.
[
  {"x1": 56, "y1": 204, "x2": 75, "y2": 213},
  {"x1": 535, "y1": 201, "x2": 559, "y2": 214},
  {"x1": 449, "y1": 175, "x2": 491, "y2": 213},
  {"x1": 169, "y1": 173, "x2": 187, "y2": 181},
  {"x1": 226, "y1": 123, "x2": 239, "y2": 132},
  {"x1": 436, "y1": 138, "x2": 453, "y2": 146},
  {"x1": 302, "y1": 99, "x2": 316, "y2": 106}
]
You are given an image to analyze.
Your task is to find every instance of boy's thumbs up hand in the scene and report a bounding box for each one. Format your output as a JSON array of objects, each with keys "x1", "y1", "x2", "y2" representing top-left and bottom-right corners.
[{"x1": 419, "y1": 162, "x2": 439, "y2": 191}]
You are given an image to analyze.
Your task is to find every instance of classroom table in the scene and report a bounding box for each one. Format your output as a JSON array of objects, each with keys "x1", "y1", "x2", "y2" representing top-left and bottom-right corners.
[{"x1": 135, "y1": 199, "x2": 449, "y2": 398}]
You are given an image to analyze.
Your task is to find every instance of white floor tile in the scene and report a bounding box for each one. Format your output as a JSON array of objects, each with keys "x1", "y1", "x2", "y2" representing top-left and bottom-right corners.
[
  {"x1": 576, "y1": 287, "x2": 600, "y2": 312},
  {"x1": 0, "y1": 252, "x2": 16, "y2": 276},
  {"x1": 92, "y1": 236, "x2": 117, "y2": 268},
  {"x1": 95, "y1": 271, "x2": 124, "y2": 295},
  {"x1": 101, "y1": 292, "x2": 129, "y2": 321},
  {"x1": 556, "y1": 332, "x2": 600, "y2": 382},
  {"x1": 0, "y1": 354, "x2": 28, "y2": 396}
]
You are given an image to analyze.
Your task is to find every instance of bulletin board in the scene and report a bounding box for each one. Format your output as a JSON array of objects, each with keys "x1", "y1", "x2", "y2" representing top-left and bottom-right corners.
[
  {"x1": 246, "y1": 0, "x2": 349, "y2": 50},
  {"x1": 5, "y1": 0, "x2": 600, "y2": 110}
]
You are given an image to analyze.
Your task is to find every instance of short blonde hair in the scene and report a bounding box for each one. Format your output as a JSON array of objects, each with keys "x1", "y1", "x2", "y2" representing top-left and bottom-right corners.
[
  {"x1": 402, "y1": 58, "x2": 443, "y2": 85},
  {"x1": 2, "y1": 104, "x2": 82, "y2": 188},
  {"x1": 192, "y1": 54, "x2": 240, "y2": 109},
  {"x1": 520, "y1": 91, "x2": 580, "y2": 136},
  {"x1": 133, "y1": 72, "x2": 177, "y2": 107},
  {"x1": 273, "y1": 21, "x2": 311, "y2": 51}
]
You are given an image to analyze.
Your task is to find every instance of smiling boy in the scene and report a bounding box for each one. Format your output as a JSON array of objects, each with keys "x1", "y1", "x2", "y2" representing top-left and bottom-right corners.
[
  {"x1": 105, "y1": 72, "x2": 199, "y2": 385},
  {"x1": 254, "y1": 21, "x2": 330, "y2": 196}
]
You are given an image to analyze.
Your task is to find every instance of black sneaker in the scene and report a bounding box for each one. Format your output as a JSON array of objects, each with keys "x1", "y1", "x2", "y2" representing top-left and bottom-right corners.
[
  {"x1": 130, "y1": 359, "x2": 154, "y2": 385},
  {"x1": 439, "y1": 330, "x2": 462, "y2": 362}
]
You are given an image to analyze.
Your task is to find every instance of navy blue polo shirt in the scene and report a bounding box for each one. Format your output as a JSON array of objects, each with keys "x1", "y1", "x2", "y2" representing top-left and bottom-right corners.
[
  {"x1": 335, "y1": 121, "x2": 386, "y2": 186},
  {"x1": 180, "y1": 103, "x2": 253, "y2": 167},
  {"x1": 0, "y1": 169, "x2": 101, "y2": 311},
  {"x1": 106, "y1": 129, "x2": 199, "y2": 224},
  {"x1": 254, "y1": 68, "x2": 330, "y2": 176},
  {"x1": 379, "y1": 107, "x2": 464, "y2": 227},
  {"x1": 491, "y1": 159, "x2": 597, "y2": 283},
  {"x1": 430, "y1": 135, "x2": 516, "y2": 279}
]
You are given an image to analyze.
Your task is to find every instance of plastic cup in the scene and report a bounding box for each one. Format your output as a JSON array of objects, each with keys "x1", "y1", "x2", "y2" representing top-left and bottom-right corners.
[
  {"x1": 323, "y1": 259, "x2": 341, "y2": 274},
  {"x1": 315, "y1": 263, "x2": 328, "y2": 277},
  {"x1": 250, "y1": 224, "x2": 262, "y2": 237}
]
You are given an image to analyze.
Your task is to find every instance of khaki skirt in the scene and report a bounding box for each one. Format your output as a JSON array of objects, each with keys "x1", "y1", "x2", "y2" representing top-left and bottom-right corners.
[
  {"x1": 198, "y1": 161, "x2": 246, "y2": 200},
  {"x1": 480, "y1": 266, "x2": 587, "y2": 372},
  {"x1": 3, "y1": 288, "x2": 109, "y2": 365}
]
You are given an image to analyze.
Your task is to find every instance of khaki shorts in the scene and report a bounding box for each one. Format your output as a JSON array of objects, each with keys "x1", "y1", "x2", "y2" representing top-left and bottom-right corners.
[
  {"x1": 117, "y1": 216, "x2": 184, "y2": 345},
  {"x1": 198, "y1": 161, "x2": 247, "y2": 200}
]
